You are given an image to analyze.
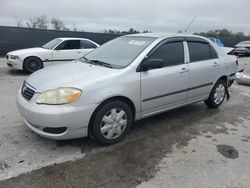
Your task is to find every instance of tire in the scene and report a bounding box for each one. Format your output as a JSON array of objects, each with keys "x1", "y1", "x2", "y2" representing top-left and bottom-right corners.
[
  {"x1": 204, "y1": 80, "x2": 227, "y2": 108},
  {"x1": 23, "y1": 57, "x2": 43, "y2": 73},
  {"x1": 91, "y1": 100, "x2": 133, "y2": 145}
]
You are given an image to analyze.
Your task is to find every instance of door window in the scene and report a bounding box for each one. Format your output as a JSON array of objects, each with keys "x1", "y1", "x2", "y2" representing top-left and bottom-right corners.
[
  {"x1": 80, "y1": 40, "x2": 97, "y2": 49},
  {"x1": 148, "y1": 42, "x2": 184, "y2": 67},
  {"x1": 56, "y1": 40, "x2": 80, "y2": 50},
  {"x1": 188, "y1": 42, "x2": 218, "y2": 62}
]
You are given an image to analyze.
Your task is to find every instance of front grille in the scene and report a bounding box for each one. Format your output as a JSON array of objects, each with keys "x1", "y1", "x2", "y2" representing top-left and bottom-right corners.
[{"x1": 21, "y1": 82, "x2": 35, "y2": 100}]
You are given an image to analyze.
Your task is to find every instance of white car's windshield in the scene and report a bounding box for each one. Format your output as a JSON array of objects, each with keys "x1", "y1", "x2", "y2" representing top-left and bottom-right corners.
[
  {"x1": 83, "y1": 36, "x2": 156, "y2": 69},
  {"x1": 42, "y1": 38, "x2": 63, "y2": 50}
]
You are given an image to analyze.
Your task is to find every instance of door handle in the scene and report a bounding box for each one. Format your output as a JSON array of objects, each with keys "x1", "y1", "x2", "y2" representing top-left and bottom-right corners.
[
  {"x1": 179, "y1": 67, "x2": 189, "y2": 73},
  {"x1": 77, "y1": 51, "x2": 82, "y2": 54},
  {"x1": 213, "y1": 62, "x2": 219, "y2": 67}
]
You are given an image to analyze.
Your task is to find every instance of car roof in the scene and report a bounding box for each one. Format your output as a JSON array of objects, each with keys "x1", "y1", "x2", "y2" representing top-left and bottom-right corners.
[
  {"x1": 126, "y1": 32, "x2": 209, "y2": 40},
  {"x1": 57, "y1": 37, "x2": 91, "y2": 41}
]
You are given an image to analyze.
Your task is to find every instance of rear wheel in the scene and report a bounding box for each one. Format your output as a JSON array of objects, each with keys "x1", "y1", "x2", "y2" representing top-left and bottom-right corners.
[
  {"x1": 91, "y1": 100, "x2": 133, "y2": 145},
  {"x1": 23, "y1": 57, "x2": 43, "y2": 73},
  {"x1": 204, "y1": 80, "x2": 226, "y2": 108}
]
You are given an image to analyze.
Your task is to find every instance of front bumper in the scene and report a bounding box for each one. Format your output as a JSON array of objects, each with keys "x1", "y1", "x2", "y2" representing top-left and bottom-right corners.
[
  {"x1": 6, "y1": 58, "x2": 23, "y2": 70},
  {"x1": 16, "y1": 89, "x2": 98, "y2": 140}
]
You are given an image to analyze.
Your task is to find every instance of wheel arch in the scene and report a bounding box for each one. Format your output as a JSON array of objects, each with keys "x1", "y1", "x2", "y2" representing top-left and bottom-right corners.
[
  {"x1": 23, "y1": 56, "x2": 44, "y2": 69},
  {"x1": 218, "y1": 75, "x2": 228, "y2": 83},
  {"x1": 88, "y1": 96, "x2": 136, "y2": 137},
  {"x1": 211, "y1": 75, "x2": 228, "y2": 89}
]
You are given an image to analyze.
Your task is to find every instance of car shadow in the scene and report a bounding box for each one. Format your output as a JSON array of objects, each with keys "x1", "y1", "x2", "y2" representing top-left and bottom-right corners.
[
  {"x1": 8, "y1": 69, "x2": 28, "y2": 76},
  {"x1": 55, "y1": 103, "x2": 221, "y2": 153}
]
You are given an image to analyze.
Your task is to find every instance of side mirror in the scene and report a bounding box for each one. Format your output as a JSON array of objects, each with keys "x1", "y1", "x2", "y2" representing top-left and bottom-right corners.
[{"x1": 142, "y1": 59, "x2": 164, "y2": 71}]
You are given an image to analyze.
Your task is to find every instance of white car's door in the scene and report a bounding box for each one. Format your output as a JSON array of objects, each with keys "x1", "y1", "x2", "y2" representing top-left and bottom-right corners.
[
  {"x1": 52, "y1": 40, "x2": 81, "y2": 64},
  {"x1": 140, "y1": 39, "x2": 189, "y2": 116},
  {"x1": 186, "y1": 38, "x2": 220, "y2": 102}
]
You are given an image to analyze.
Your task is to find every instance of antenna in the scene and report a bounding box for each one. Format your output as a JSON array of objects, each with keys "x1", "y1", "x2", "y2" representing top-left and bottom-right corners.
[{"x1": 184, "y1": 16, "x2": 197, "y2": 33}]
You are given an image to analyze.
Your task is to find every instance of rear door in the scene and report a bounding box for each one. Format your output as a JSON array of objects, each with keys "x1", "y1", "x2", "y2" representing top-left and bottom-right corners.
[
  {"x1": 140, "y1": 38, "x2": 189, "y2": 116},
  {"x1": 186, "y1": 38, "x2": 220, "y2": 102}
]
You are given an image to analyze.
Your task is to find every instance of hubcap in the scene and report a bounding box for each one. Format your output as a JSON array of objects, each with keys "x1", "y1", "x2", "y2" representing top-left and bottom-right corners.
[
  {"x1": 100, "y1": 108, "x2": 127, "y2": 140},
  {"x1": 28, "y1": 60, "x2": 40, "y2": 71},
  {"x1": 214, "y1": 84, "x2": 225, "y2": 104}
]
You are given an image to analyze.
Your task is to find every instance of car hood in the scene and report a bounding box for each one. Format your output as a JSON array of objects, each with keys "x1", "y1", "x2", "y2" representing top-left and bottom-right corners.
[
  {"x1": 8, "y1": 47, "x2": 49, "y2": 56},
  {"x1": 25, "y1": 61, "x2": 119, "y2": 92}
]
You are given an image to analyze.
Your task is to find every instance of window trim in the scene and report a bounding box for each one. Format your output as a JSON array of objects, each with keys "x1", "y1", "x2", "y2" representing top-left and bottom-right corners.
[
  {"x1": 136, "y1": 37, "x2": 185, "y2": 72},
  {"x1": 186, "y1": 39, "x2": 218, "y2": 63}
]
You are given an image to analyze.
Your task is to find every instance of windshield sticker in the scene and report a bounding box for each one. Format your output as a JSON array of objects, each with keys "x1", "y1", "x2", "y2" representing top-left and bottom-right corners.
[{"x1": 128, "y1": 40, "x2": 146, "y2": 46}]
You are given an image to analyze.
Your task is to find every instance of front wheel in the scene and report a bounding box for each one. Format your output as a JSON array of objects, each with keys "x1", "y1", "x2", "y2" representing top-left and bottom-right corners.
[
  {"x1": 91, "y1": 100, "x2": 133, "y2": 145},
  {"x1": 204, "y1": 80, "x2": 227, "y2": 108},
  {"x1": 23, "y1": 57, "x2": 43, "y2": 73}
]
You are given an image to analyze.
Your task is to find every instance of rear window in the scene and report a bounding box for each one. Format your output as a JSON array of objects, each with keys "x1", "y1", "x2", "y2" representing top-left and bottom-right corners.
[
  {"x1": 80, "y1": 40, "x2": 97, "y2": 49},
  {"x1": 188, "y1": 42, "x2": 217, "y2": 62}
]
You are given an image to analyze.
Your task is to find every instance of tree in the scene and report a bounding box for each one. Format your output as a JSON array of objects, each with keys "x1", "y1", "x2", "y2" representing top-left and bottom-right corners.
[
  {"x1": 194, "y1": 29, "x2": 244, "y2": 37},
  {"x1": 26, "y1": 17, "x2": 39, "y2": 28},
  {"x1": 128, "y1": 28, "x2": 140, "y2": 34},
  {"x1": 36, "y1": 15, "x2": 48, "y2": 29},
  {"x1": 51, "y1": 18, "x2": 65, "y2": 30},
  {"x1": 216, "y1": 29, "x2": 232, "y2": 37},
  {"x1": 14, "y1": 16, "x2": 23, "y2": 27},
  {"x1": 26, "y1": 15, "x2": 48, "y2": 29},
  {"x1": 235, "y1": 32, "x2": 245, "y2": 37}
]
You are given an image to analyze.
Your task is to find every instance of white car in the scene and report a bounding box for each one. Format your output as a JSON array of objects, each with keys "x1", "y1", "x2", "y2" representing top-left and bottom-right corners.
[{"x1": 6, "y1": 38, "x2": 99, "y2": 73}]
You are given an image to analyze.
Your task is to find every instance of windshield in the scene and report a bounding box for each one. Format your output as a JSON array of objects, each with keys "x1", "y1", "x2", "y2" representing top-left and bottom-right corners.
[
  {"x1": 84, "y1": 36, "x2": 156, "y2": 68},
  {"x1": 42, "y1": 38, "x2": 63, "y2": 49},
  {"x1": 238, "y1": 41, "x2": 250, "y2": 45}
]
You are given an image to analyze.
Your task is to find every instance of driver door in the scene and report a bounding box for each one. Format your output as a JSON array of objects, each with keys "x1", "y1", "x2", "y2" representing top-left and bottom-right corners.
[{"x1": 140, "y1": 39, "x2": 189, "y2": 116}]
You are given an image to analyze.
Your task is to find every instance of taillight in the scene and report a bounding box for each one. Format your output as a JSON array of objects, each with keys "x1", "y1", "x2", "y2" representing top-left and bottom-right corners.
[{"x1": 245, "y1": 46, "x2": 250, "y2": 49}]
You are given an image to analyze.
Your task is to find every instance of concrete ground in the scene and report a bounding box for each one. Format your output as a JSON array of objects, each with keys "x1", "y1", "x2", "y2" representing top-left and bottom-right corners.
[{"x1": 0, "y1": 57, "x2": 250, "y2": 188}]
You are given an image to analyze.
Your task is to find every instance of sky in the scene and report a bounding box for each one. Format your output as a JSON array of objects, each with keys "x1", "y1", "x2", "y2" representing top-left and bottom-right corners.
[{"x1": 0, "y1": 0, "x2": 249, "y2": 34}]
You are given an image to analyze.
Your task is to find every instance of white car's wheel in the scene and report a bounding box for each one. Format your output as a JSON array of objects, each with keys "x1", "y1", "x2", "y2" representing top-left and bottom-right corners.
[{"x1": 23, "y1": 57, "x2": 43, "y2": 73}]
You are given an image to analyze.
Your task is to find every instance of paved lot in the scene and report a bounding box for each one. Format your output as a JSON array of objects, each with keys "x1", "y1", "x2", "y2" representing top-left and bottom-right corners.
[{"x1": 0, "y1": 57, "x2": 250, "y2": 187}]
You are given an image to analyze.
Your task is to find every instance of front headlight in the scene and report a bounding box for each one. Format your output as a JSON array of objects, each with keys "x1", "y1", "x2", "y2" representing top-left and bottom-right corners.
[
  {"x1": 10, "y1": 55, "x2": 20, "y2": 59},
  {"x1": 36, "y1": 88, "x2": 81, "y2": 105}
]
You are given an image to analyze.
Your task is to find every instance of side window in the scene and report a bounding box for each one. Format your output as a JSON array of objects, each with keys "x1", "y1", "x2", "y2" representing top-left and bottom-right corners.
[
  {"x1": 188, "y1": 42, "x2": 215, "y2": 62},
  {"x1": 148, "y1": 42, "x2": 184, "y2": 67},
  {"x1": 56, "y1": 40, "x2": 80, "y2": 50},
  {"x1": 80, "y1": 40, "x2": 97, "y2": 49}
]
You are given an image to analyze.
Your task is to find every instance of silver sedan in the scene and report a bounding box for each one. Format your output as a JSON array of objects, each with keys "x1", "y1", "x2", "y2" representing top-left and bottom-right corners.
[{"x1": 17, "y1": 33, "x2": 238, "y2": 145}]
